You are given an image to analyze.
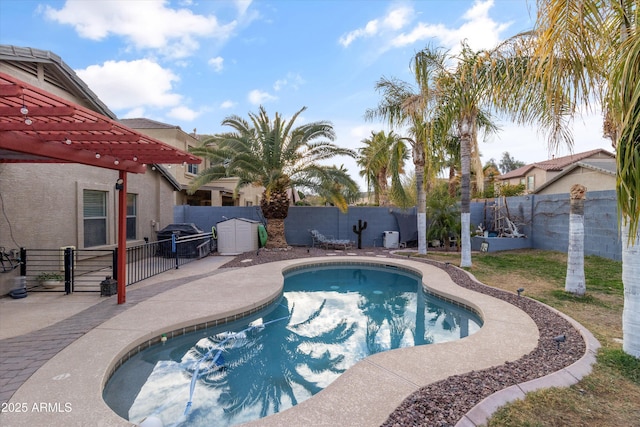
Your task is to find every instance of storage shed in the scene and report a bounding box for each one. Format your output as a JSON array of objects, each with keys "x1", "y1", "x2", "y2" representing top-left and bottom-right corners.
[{"x1": 216, "y1": 218, "x2": 260, "y2": 255}]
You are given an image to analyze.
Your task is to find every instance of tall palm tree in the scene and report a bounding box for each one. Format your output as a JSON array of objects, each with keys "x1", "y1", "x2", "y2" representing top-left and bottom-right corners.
[
  {"x1": 416, "y1": 36, "x2": 574, "y2": 268},
  {"x1": 365, "y1": 51, "x2": 445, "y2": 254},
  {"x1": 357, "y1": 130, "x2": 409, "y2": 206},
  {"x1": 526, "y1": 0, "x2": 640, "y2": 358},
  {"x1": 415, "y1": 44, "x2": 492, "y2": 267},
  {"x1": 189, "y1": 106, "x2": 358, "y2": 248}
]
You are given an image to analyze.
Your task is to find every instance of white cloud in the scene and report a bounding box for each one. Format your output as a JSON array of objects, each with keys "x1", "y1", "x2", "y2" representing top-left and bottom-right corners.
[
  {"x1": 168, "y1": 106, "x2": 201, "y2": 121},
  {"x1": 390, "y1": 0, "x2": 511, "y2": 52},
  {"x1": 383, "y1": 5, "x2": 412, "y2": 30},
  {"x1": 121, "y1": 107, "x2": 146, "y2": 119},
  {"x1": 339, "y1": 5, "x2": 412, "y2": 47},
  {"x1": 273, "y1": 73, "x2": 305, "y2": 91},
  {"x1": 248, "y1": 89, "x2": 277, "y2": 105},
  {"x1": 234, "y1": 0, "x2": 253, "y2": 16},
  {"x1": 341, "y1": 0, "x2": 512, "y2": 58},
  {"x1": 76, "y1": 59, "x2": 182, "y2": 110},
  {"x1": 43, "y1": 0, "x2": 238, "y2": 59},
  {"x1": 220, "y1": 100, "x2": 237, "y2": 109},
  {"x1": 208, "y1": 56, "x2": 224, "y2": 72}
]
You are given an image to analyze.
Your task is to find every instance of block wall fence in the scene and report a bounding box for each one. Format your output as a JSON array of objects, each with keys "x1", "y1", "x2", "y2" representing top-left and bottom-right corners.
[{"x1": 174, "y1": 189, "x2": 621, "y2": 261}]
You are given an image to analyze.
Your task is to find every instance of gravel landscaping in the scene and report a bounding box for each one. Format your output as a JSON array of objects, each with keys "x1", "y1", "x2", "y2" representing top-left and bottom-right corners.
[{"x1": 220, "y1": 246, "x2": 586, "y2": 426}]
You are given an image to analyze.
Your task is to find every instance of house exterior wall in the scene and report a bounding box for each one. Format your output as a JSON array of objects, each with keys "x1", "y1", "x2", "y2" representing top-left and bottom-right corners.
[
  {"x1": 0, "y1": 57, "x2": 181, "y2": 294},
  {"x1": 0, "y1": 163, "x2": 175, "y2": 250},
  {"x1": 497, "y1": 151, "x2": 616, "y2": 193},
  {"x1": 535, "y1": 167, "x2": 616, "y2": 195},
  {"x1": 501, "y1": 168, "x2": 548, "y2": 193},
  {"x1": 125, "y1": 126, "x2": 264, "y2": 207},
  {"x1": 0, "y1": 163, "x2": 176, "y2": 294}
]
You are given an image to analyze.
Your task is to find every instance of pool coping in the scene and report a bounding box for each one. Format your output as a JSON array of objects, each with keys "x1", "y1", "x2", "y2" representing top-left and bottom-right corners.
[{"x1": 0, "y1": 256, "x2": 583, "y2": 427}]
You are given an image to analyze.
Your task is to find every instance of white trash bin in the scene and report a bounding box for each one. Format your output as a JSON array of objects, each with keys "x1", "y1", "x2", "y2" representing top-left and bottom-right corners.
[{"x1": 383, "y1": 231, "x2": 399, "y2": 249}]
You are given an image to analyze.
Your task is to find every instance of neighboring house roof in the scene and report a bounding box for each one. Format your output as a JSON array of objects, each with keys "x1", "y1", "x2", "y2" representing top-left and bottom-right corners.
[
  {"x1": 119, "y1": 117, "x2": 180, "y2": 130},
  {"x1": 498, "y1": 148, "x2": 615, "y2": 180},
  {"x1": 0, "y1": 44, "x2": 115, "y2": 118},
  {"x1": 532, "y1": 159, "x2": 617, "y2": 194}
]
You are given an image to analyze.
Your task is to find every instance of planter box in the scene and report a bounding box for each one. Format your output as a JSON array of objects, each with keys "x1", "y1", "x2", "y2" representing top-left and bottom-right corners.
[
  {"x1": 42, "y1": 280, "x2": 63, "y2": 289},
  {"x1": 471, "y1": 236, "x2": 532, "y2": 253},
  {"x1": 100, "y1": 278, "x2": 117, "y2": 296}
]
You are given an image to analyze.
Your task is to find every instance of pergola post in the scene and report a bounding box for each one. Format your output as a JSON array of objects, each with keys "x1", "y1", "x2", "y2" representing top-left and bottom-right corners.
[{"x1": 117, "y1": 170, "x2": 127, "y2": 304}]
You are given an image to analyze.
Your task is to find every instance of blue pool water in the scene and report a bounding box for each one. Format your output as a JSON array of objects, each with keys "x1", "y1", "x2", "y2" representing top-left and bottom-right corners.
[{"x1": 103, "y1": 264, "x2": 482, "y2": 427}]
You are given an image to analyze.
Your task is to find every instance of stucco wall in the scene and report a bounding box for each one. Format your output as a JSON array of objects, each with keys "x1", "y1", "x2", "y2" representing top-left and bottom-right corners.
[
  {"x1": 0, "y1": 163, "x2": 175, "y2": 250},
  {"x1": 535, "y1": 168, "x2": 616, "y2": 195}
]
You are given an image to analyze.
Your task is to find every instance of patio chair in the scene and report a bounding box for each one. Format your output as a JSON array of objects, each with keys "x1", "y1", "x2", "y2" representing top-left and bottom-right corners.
[{"x1": 309, "y1": 229, "x2": 353, "y2": 250}]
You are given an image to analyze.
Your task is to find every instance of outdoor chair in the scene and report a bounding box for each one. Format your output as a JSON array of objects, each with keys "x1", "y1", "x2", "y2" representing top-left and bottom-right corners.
[{"x1": 309, "y1": 229, "x2": 353, "y2": 250}]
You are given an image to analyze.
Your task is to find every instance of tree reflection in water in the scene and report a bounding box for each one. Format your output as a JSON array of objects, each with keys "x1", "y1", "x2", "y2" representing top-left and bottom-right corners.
[{"x1": 182, "y1": 298, "x2": 357, "y2": 423}]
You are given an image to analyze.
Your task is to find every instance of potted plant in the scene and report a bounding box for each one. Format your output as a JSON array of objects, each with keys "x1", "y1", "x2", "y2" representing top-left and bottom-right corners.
[{"x1": 36, "y1": 272, "x2": 64, "y2": 289}]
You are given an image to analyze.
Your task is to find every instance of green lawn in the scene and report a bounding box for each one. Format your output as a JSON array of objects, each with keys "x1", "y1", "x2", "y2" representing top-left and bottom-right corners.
[{"x1": 406, "y1": 249, "x2": 639, "y2": 427}]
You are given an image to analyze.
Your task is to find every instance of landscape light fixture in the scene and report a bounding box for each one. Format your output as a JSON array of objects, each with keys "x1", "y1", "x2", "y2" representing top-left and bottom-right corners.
[
  {"x1": 115, "y1": 178, "x2": 124, "y2": 191},
  {"x1": 554, "y1": 334, "x2": 566, "y2": 350},
  {"x1": 517, "y1": 287, "x2": 525, "y2": 297}
]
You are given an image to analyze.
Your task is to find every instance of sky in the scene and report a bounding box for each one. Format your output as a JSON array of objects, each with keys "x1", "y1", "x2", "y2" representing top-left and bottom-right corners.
[{"x1": 0, "y1": 0, "x2": 613, "y2": 190}]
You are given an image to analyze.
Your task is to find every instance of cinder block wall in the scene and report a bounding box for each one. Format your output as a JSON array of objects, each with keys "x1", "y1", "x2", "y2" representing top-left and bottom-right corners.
[
  {"x1": 470, "y1": 190, "x2": 620, "y2": 260},
  {"x1": 175, "y1": 189, "x2": 621, "y2": 260}
]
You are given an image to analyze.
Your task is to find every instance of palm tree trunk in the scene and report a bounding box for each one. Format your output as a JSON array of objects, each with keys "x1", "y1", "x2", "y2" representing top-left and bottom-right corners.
[
  {"x1": 378, "y1": 169, "x2": 389, "y2": 206},
  {"x1": 448, "y1": 164, "x2": 457, "y2": 198},
  {"x1": 260, "y1": 189, "x2": 290, "y2": 248},
  {"x1": 565, "y1": 184, "x2": 586, "y2": 295},
  {"x1": 459, "y1": 117, "x2": 473, "y2": 267},
  {"x1": 414, "y1": 144, "x2": 427, "y2": 255},
  {"x1": 622, "y1": 219, "x2": 640, "y2": 358}
]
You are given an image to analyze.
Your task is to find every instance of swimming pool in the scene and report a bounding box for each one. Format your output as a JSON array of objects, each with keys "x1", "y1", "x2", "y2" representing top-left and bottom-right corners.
[{"x1": 103, "y1": 263, "x2": 482, "y2": 427}]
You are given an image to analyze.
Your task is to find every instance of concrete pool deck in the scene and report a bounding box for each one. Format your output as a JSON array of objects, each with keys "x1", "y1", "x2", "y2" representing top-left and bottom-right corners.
[{"x1": 0, "y1": 253, "x2": 599, "y2": 427}]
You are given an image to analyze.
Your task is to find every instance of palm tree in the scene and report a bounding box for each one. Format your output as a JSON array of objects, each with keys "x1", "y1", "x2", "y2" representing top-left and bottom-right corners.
[
  {"x1": 565, "y1": 184, "x2": 587, "y2": 296},
  {"x1": 365, "y1": 52, "x2": 445, "y2": 254},
  {"x1": 526, "y1": 0, "x2": 639, "y2": 358},
  {"x1": 414, "y1": 45, "x2": 491, "y2": 267},
  {"x1": 188, "y1": 106, "x2": 358, "y2": 248},
  {"x1": 357, "y1": 130, "x2": 409, "y2": 206},
  {"x1": 415, "y1": 36, "x2": 576, "y2": 268}
]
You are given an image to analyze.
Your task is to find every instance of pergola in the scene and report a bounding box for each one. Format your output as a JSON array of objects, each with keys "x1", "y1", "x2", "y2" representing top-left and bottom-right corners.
[{"x1": 0, "y1": 72, "x2": 201, "y2": 304}]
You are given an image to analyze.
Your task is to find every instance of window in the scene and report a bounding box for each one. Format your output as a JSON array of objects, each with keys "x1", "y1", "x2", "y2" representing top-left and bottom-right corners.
[
  {"x1": 187, "y1": 163, "x2": 198, "y2": 175},
  {"x1": 527, "y1": 176, "x2": 535, "y2": 191},
  {"x1": 83, "y1": 190, "x2": 107, "y2": 247},
  {"x1": 126, "y1": 193, "x2": 137, "y2": 240}
]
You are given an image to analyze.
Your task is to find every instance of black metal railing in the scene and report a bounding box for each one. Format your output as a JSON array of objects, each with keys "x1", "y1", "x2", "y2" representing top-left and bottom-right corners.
[
  {"x1": 17, "y1": 232, "x2": 214, "y2": 293},
  {"x1": 126, "y1": 232, "x2": 214, "y2": 286},
  {"x1": 22, "y1": 247, "x2": 113, "y2": 293}
]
